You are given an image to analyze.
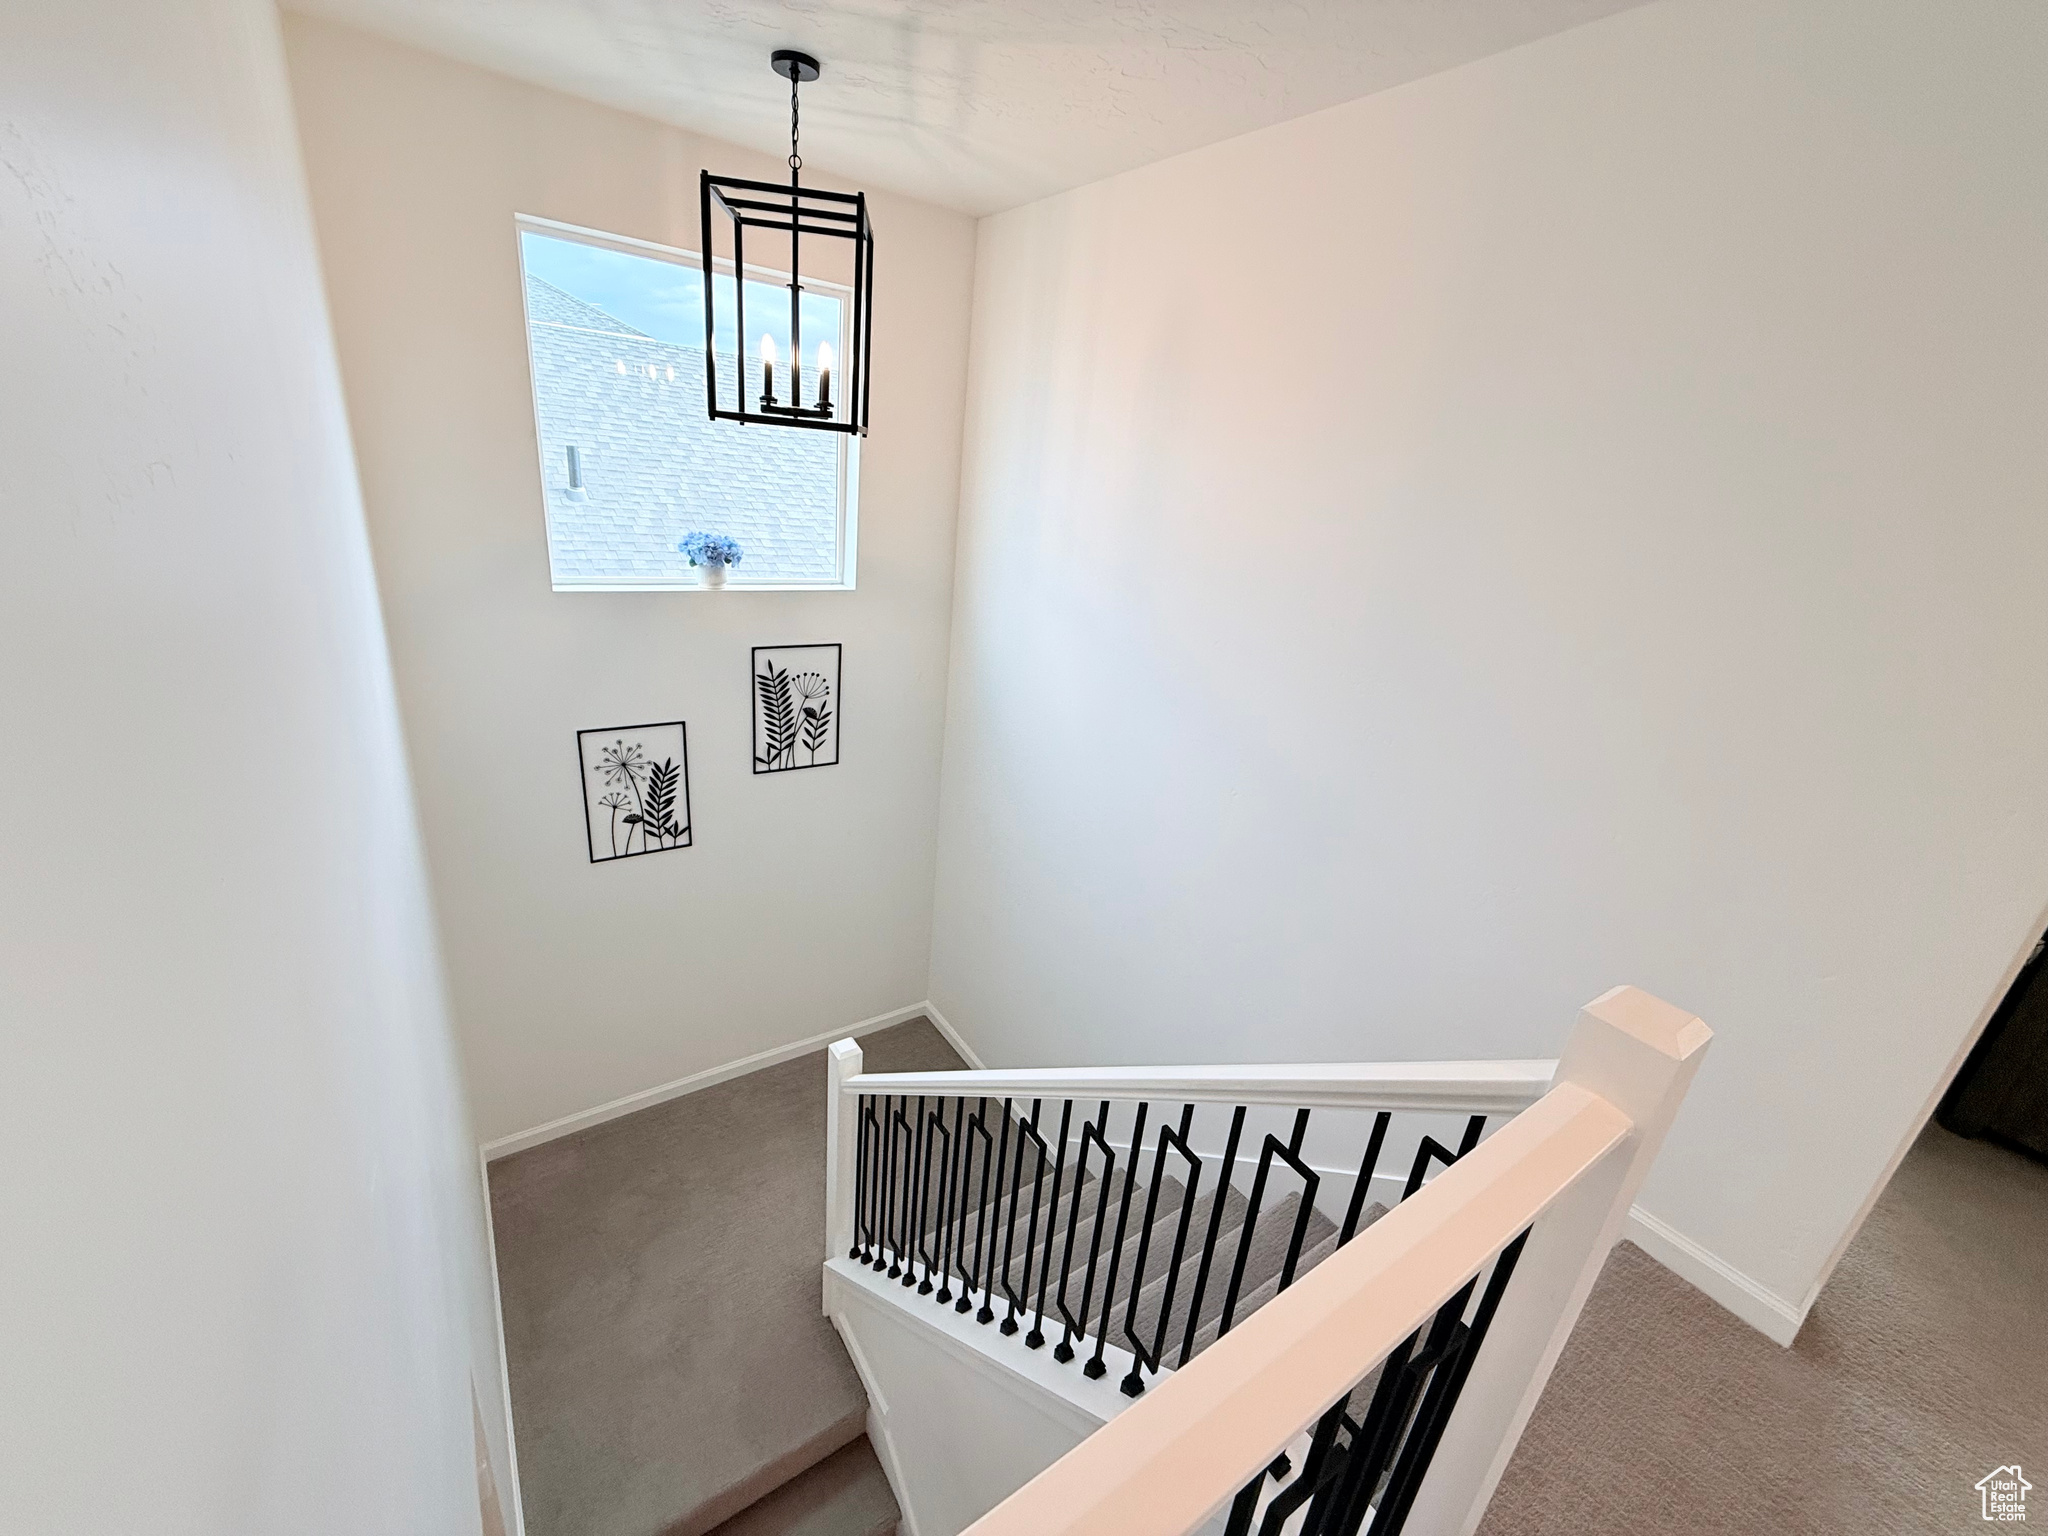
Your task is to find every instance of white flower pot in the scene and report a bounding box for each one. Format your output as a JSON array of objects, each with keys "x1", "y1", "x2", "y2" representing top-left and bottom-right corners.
[{"x1": 698, "y1": 563, "x2": 729, "y2": 589}]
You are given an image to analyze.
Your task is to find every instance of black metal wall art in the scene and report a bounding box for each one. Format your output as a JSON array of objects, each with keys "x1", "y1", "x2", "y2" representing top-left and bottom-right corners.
[
  {"x1": 700, "y1": 50, "x2": 873, "y2": 437},
  {"x1": 578, "y1": 721, "x2": 692, "y2": 862},
  {"x1": 753, "y1": 644, "x2": 841, "y2": 773}
]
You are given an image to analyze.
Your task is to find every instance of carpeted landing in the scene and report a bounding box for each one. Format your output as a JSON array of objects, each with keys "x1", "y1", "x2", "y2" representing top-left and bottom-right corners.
[
  {"x1": 488, "y1": 1018, "x2": 965, "y2": 1536},
  {"x1": 1478, "y1": 1121, "x2": 2047, "y2": 1535}
]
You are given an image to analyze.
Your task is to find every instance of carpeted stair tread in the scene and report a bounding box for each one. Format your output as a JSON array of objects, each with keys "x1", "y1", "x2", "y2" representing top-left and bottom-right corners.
[
  {"x1": 707, "y1": 1434, "x2": 899, "y2": 1536},
  {"x1": 997, "y1": 1173, "x2": 1140, "y2": 1341},
  {"x1": 1062, "y1": 1173, "x2": 1189, "y2": 1307},
  {"x1": 1017, "y1": 1172, "x2": 1186, "y2": 1352},
  {"x1": 489, "y1": 1018, "x2": 962, "y2": 1536},
  {"x1": 1182, "y1": 1200, "x2": 1382, "y2": 1362},
  {"x1": 1115, "y1": 1174, "x2": 1204, "y2": 1301},
  {"x1": 906, "y1": 1168, "x2": 1100, "y2": 1312},
  {"x1": 918, "y1": 1145, "x2": 1095, "y2": 1278},
  {"x1": 946, "y1": 1169, "x2": 1185, "y2": 1334},
  {"x1": 1177, "y1": 1193, "x2": 1343, "y2": 1360},
  {"x1": 993, "y1": 1166, "x2": 1118, "y2": 1305},
  {"x1": 1126, "y1": 1182, "x2": 1251, "y2": 1352},
  {"x1": 1188, "y1": 1227, "x2": 1339, "y2": 1359}
]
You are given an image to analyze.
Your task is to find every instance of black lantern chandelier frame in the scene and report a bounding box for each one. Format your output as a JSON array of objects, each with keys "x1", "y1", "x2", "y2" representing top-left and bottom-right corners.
[{"x1": 699, "y1": 49, "x2": 874, "y2": 437}]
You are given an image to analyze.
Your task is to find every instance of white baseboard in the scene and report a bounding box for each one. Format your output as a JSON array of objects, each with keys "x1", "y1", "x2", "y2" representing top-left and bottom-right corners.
[
  {"x1": 920, "y1": 1000, "x2": 987, "y2": 1070},
  {"x1": 476, "y1": 1146, "x2": 529, "y2": 1536},
  {"x1": 1623, "y1": 1205, "x2": 1805, "y2": 1347},
  {"x1": 480, "y1": 1002, "x2": 938, "y2": 1161}
]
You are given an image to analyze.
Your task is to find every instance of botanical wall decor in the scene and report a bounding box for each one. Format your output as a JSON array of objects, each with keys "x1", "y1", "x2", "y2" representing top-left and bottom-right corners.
[
  {"x1": 753, "y1": 643, "x2": 841, "y2": 773},
  {"x1": 577, "y1": 721, "x2": 692, "y2": 862}
]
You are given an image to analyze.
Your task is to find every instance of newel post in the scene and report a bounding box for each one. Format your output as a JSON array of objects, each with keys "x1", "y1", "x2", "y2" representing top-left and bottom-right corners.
[
  {"x1": 1406, "y1": 985, "x2": 1712, "y2": 1535},
  {"x1": 825, "y1": 1038, "x2": 863, "y2": 1277}
]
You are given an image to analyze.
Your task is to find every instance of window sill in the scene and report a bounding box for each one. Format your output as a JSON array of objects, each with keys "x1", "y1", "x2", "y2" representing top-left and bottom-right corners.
[{"x1": 551, "y1": 581, "x2": 856, "y2": 593}]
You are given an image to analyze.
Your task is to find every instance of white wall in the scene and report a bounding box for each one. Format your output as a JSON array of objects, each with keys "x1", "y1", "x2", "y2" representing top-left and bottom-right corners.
[
  {"x1": 930, "y1": 0, "x2": 2048, "y2": 1330},
  {"x1": 0, "y1": 0, "x2": 510, "y2": 1529},
  {"x1": 281, "y1": 17, "x2": 978, "y2": 1143},
  {"x1": 827, "y1": 1259, "x2": 1135, "y2": 1536}
]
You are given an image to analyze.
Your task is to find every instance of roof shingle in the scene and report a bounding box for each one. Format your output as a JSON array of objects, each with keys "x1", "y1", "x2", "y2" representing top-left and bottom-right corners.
[{"x1": 524, "y1": 275, "x2": 843, "y2": 585}]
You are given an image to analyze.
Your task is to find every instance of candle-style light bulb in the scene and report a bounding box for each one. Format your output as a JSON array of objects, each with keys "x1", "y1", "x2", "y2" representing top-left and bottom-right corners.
[
  {"x1": 816, "y1": 341, "x2": 834, "y2": 413},
  {"x1": 760, "y1": 334, "x2": 777, "y2": 407}
]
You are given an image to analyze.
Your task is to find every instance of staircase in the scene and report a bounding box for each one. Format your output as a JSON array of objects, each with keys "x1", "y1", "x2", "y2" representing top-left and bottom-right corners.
[
  {"x1": 490, "y1": 989, "x2": 1709, "y2": 1536},
  {"x1": 824, "y1": 988, "x2": 1708, "y2": 1534}
]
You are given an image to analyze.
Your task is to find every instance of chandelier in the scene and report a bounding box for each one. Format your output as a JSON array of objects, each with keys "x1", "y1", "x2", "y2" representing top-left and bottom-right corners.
[{"x1": 699, "y1": 50, "x2": 874, "y2": 436}]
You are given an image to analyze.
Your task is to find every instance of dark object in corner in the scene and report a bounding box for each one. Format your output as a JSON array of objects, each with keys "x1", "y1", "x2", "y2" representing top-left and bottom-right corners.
[{"x1": 1939, "y1": 937, "x2": 2048, "y2": 1165}]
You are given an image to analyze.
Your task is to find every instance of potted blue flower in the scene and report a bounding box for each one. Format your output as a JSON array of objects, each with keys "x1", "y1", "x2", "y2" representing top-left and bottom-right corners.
[{"x1": 679, "y1": 532, "x2": 743, "y2": 589}]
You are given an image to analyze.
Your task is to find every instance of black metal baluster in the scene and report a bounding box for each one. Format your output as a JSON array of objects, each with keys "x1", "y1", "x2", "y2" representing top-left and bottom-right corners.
[
  {"x1": 916, "y1": 1103, "x2": 952, "y2": 1295},
  {"x1": 1303, "y1": 1403, "x2": 1371, "y2": 1534},
  {"x1": 1275, "y1": 1144, "x2": 1322, "y2": 1291},
  {"x1": 1366, "y1": 1230, "x2": 1528, "y2": 1536},
  {"x1": 1221, "y1": 1477, "x2": 1263, "y2": 1536},
  {"x1": 1401, "y1": 1114, "x2": 1487, "y2": 1201},
  {"x1": 991, "y1": 1099, "x2": 1027, "y2": 1327},
  {"x1": 873, "y1": 1095, "x2": 888, "y2": 1265},
  {"x1": 961, "y1": 1098, "x2": 995, "y2": 1315},
  {"x1": 873, "y1": 1095, "x2": 894, "y2": 1269},
  {"x1": 1084, "y1": 1099, "x2": 1148, "y2": 1380},
  {"x1": 1323, "y1": 1251, "x2": 1493, "y2": 1536},
  {"x1": 889, "y1": 1099, "x2": 917, "y2": 1279},
  {"x1": 1178, "y1": 1104, "x2": 1247, "y2": 1367},
  {"x1": 1219, "y1": 1108, "x2": 1317, "y2": 1340},
  {"x1": 900, "y1": 1098, "x2": 922, "y2": 1279},
  {"x1": 890, "y1": 1098, "x2": 909, "y2": 1277},
  {"x1": 1254, "y1": 1397, "x2": 1351, "y2": 1536},
  {"x1": 870, "y1": 1096, "x2": 890, "y2": 1267},
  {"x1": 1000, "y1": 1102, "x2": 1049, "y2": 1335},
  {"x1": 1119, "y1": 1103, "x2": 1201, "y2": 1396},
  {"x1": 1300, "y1": 1404, "x2": 1369, "y2": 1536},
  {"x1": 1339, "y1": 1112, "x2": 1392, "y2": 1245},
  {"x1": 949, "y1": 1097, "x2": 974, "y2": 1299},
  {"x1": 1352, "y1": 1284, "x2": 1478, "y2": 1533},
  {"x1": 1316, "y1": 1324, "x2": 1425, "y2": 1536},
  {"x1": 902, "y1": 1095, "x2": 930, "y2": 1288},
  {"x1": 877, "y1": 1095, "x2": 898, "y2": 1275},
  {"x1": 979, "y1": 1098, "x2": 1013, "y2": 1324},
  {"x1": 935, "y1": 1097, "x2": 967, "y2": 1304},
  {"x1": 1027, "y1": 1099, "x2": 1074, "y2": 1349},
  {"x1": 851, "y1": 1094, "x2": 871, "y2": 1262},
  {"x1": 1054, "y1": 1103, "x2": 1115, "y2": 1364}
]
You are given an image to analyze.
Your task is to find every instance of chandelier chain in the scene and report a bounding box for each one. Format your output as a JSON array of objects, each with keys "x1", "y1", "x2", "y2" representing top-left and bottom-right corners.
[{"x1": 789, "y1": 70, "x2": 802, "y2": 175}]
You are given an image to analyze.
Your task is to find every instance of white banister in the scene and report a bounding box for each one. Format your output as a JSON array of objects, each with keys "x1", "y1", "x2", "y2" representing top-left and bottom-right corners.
[
  {"x1": 840, "y1": 1058, "x2": 1558, "y2": 1117},
  {"x1": 1402, "y1": 984, "x2": 1710, "y2": 1535},
  {"x1": 943, "y1": 986, "x2": 1709, "y2": 1536},
  {"x1": 826, "y1": 1037, "x2": 863, "y2": 1270}
]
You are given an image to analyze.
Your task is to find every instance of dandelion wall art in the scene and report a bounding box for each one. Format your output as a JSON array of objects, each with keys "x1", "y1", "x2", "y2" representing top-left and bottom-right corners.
[
  {"x1": 577, "y1": 721, "x2": 692, "y2": 862},
  {"x1": 753, "y1": 644, "x2": 842, "y2": 773}
]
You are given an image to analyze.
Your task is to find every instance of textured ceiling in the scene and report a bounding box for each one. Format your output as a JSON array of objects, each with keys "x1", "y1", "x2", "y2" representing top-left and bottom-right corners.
[{"x1": 285, "y1": 0, "x2": 1654, "y2": 215}]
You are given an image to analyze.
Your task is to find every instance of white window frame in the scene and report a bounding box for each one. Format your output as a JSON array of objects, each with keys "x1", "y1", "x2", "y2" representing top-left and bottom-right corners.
[{"x1": 515, "y1": 213, "x2": 861, "y2": 592}]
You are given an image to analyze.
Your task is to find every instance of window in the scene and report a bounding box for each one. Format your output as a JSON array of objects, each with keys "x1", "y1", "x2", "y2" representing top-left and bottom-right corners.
[{"x1": 516, "y1": 217, "x2": 858, "y2": 590}]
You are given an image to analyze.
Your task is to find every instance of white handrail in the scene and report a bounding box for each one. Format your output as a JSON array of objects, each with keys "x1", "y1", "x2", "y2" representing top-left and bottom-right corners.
[{"x1": 841, "y1": 1058, "x2": 1558, "y2": 1116}]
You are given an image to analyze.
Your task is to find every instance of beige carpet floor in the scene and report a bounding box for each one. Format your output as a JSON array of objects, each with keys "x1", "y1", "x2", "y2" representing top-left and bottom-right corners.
[
  {"x1": 1479, "y1": 1122, "x2": 2047, "y2": 1535},
  {"x1": 489, "y1": 1018, "x2": 963, "y2": 1536}
]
